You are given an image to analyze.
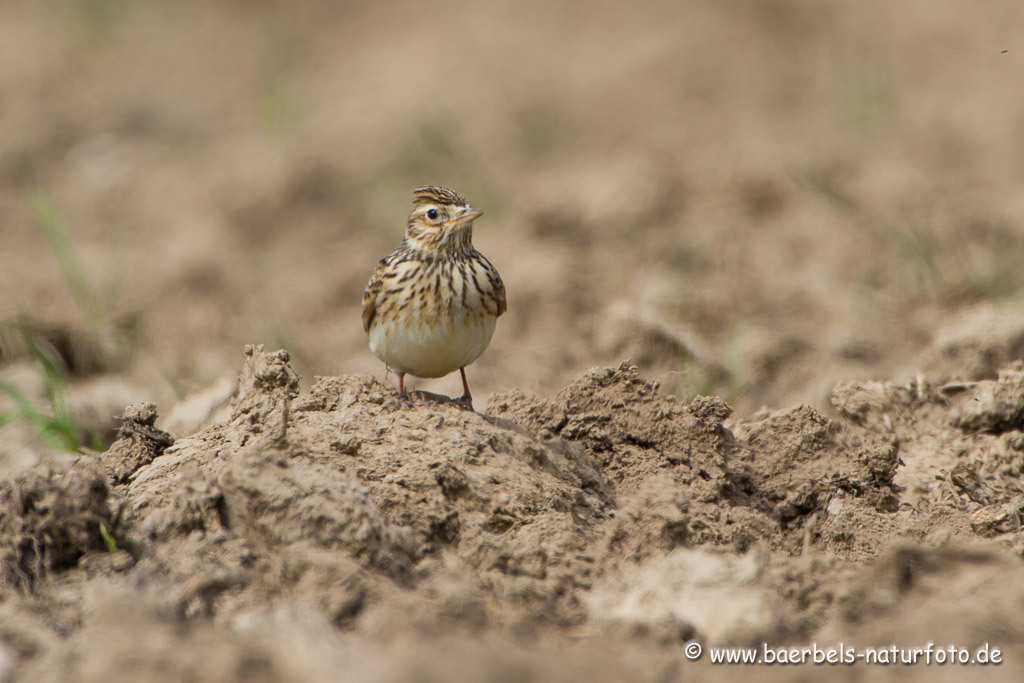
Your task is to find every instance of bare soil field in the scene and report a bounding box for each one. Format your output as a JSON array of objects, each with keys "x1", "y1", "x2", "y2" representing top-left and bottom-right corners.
[{"x1": 3, "y1": 1, "x2": 1024, "y2": 680}]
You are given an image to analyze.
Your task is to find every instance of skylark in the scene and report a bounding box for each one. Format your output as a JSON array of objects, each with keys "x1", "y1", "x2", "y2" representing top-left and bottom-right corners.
[{"x1": 362, "y1": 186, "x2": 506, "y2": 409}]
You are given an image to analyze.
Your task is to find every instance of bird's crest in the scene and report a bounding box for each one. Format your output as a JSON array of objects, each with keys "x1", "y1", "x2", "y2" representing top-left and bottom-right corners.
[{"x1": 412, "y1": 186, "x2": 467, "y2": 207}]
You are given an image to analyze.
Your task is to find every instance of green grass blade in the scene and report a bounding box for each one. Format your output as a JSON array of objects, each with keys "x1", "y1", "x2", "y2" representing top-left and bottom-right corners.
[
  {"x1": 0, "y1": 378, "x2": 48, "y2": 427},
  {"x1": 0, "y1": 333, "x2": 81, "y2": 452},
  {"x1": 0, "y1": 378, "x2": 70, "y2": 449},
  {"x1": 29, "y1": 342, "x2": 80, "y2": 451},
  {"x1": 99, "y1": 522, "x2": 118, "y2": 553},
  {"x1": 30, "y1": 342, "x2": 69, "y2": 409}
]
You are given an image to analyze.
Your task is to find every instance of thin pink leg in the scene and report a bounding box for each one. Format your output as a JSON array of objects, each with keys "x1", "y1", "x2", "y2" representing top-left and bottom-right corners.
[
  {"x1": 397, "y1": 372, "x2": 413, "y2": 407},
  {"x1": 455, "y1": 368, "x2": 474, "y2": 411}
]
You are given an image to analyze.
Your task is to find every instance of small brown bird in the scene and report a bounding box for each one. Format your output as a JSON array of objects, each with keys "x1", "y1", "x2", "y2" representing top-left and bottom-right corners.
[{"x1": 362, "y1": 186, "x2": 506, "y2": 409}]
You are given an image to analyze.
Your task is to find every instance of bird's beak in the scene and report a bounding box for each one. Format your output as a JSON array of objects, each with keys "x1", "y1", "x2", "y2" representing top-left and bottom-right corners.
[{"x1": 450, "y1": 207, "x2": 483, "y2": 226}]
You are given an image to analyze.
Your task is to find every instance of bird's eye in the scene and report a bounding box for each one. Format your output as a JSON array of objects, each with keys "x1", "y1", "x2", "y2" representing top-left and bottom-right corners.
[{"x1": 426, "y1": 208, "x2": 439, "y2": 220}]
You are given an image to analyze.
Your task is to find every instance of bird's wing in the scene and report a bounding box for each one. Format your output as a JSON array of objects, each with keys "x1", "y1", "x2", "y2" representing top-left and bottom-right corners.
[
  {"x1": 362, "y1": 258, "x2": 388, "y2": 333},
  {"x1": 475, "y1": 252, "x2": 507, "y2": 318},
  {"x1": 493, "y1": 274, "x2": 507, "y2": 317}
]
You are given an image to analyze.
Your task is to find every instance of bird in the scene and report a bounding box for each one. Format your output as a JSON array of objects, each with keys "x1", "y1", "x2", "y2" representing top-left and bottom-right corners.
[{"x1": 362, "y1": 186, "x2": 506, "y2": 410}]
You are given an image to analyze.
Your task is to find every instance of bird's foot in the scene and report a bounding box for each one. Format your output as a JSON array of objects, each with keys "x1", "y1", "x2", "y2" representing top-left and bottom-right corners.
[{"x1": 453, "y1": 394, "x2": 475, "y2": 412}]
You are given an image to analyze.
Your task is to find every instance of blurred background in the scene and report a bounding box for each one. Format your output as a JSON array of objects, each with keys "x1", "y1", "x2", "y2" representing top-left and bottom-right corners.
[{"x1": 2, "y1": 0, "x2": 1024, "y2": 450}]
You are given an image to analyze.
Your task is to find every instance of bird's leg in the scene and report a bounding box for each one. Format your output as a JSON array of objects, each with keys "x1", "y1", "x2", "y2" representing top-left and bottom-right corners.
[
  {"x1": 454, "y1": 367, "x2": 474, "y2": 411},
  {"x1": 396, "y1": 372, "x2": 414, "y2": 408}
]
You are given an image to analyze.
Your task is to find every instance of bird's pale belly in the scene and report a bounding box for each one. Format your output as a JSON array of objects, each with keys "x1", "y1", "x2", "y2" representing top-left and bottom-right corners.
[{"x1": 369, "y1": 314, "x2": 496, "y2": 378}]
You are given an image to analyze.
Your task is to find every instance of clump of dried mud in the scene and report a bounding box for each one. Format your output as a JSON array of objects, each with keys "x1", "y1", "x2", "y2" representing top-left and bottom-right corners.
[{"x1": 2, "y1": 345, "x2": 1024, "y2": 681}]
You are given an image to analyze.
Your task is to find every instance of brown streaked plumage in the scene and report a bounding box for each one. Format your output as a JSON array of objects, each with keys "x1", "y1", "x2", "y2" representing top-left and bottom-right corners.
[{"x1": 362, "y1": 186, "x2": 505, "y2": 409}]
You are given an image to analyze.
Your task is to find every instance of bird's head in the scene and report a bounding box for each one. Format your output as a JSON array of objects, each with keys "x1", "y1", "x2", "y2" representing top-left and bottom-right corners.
[{"x1": 404, "y1": 185, "x2": 483, "y2": 254}]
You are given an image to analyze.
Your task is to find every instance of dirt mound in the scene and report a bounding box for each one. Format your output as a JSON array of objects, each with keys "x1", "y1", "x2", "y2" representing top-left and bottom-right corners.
[
  {"x1": 101, "y1": 403, "x2": 174, "y2": 485},
  {"x1": 489, "y1": 364, "x2": 772, "y2": 555},
  {"x1": 2, "y1": 347, "x2": 1024, "y2": 680},
  {"x1": 0, "y1": 453, "x2": 114, "y2": 592}
]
